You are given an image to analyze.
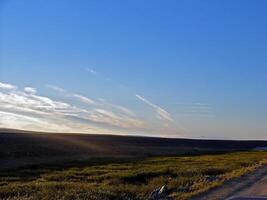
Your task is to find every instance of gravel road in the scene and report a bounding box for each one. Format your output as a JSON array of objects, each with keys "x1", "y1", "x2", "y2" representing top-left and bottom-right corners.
[{"x1": 191, "y1": 165, "x2": 267, "y2": 200}]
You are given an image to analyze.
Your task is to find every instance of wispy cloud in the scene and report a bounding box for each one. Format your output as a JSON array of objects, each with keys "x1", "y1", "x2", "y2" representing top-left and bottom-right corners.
[
  {"x1": 46, "y1": 85, "x2": 65, "y2": 93},
  {"x1": 173, "y1": 102, "x2": 213, "y2": 116},
  {"x1": 0, "y1": 110, "x2": 117, "y2": 134},
  {"x1": 0, "y1": 82, "x2": 16, "y2": 90},
  {"x1": 47, "y1": 85, "x2": 136, "y2": 117},
  {"x1": 135, "y1": 94, "x2": 173, "y2": 122},
  {"x1": 85, "y1": 68, "x2": 97, "y2": 75},
  {"x1": 73, "y1": 94, "x2": 95, "y2": 105},
  {"x1": 89, "y1": 109, "x2": 143, "y2": 129},
  {"x1": 98, "y1": 98, "x2": 135, "y2": 116},
  {"x1": 0, "y1": 81, "x2": 185, "y2": 137},
  {"x1": 0, "y1": 82, "x2": 145, "y2": 134},
  {"x1": 24, "y1": 87, "x2": 36, "y2": 94},
  {"x1": 47, "y1": 84, "x2": 96, "y2": 105}
]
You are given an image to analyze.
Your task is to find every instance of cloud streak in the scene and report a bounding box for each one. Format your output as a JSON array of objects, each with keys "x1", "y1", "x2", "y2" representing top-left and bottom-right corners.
[
  {"x1": 0, "y1": 82, "x2": 16, "y2": 90},
  {"x1": 24, "y1": 87, "x2": 37, "y2": 94},
  {"x1": 46, "y1": 85, "x2": 65, "y2": 93},
  {"x1": 47, "y1": 85, "x2": 136, "y2": 117},
  {"x1": 135, "y1": 94, "x2": 173, "y2": 122},
  {"x1": 47, "y1": 84, "x2": 96, "y2": 105},
  {"x1": 0, "y1": 81, "x2": 185, "y2": 137},
  {"x1": 73, "y1": 94, "x2": 95, "y2": 105},
  {"x1": 0, "y1": 82, "x2": 145, "y2": 134}
]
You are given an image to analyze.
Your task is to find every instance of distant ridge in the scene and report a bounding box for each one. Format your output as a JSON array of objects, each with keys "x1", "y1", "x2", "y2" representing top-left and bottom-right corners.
[
  {"x1": 1, "y1": 128, "x2": 267, "y2": 170},
  {"x1": 1, "y1": 128, "x2": 267, "y2": 141}
]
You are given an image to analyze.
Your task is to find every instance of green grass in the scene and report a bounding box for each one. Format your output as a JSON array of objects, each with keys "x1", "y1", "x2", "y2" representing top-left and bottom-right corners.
[{"x1": 1, "y1": 151, "x2": 267, "y2": 200}]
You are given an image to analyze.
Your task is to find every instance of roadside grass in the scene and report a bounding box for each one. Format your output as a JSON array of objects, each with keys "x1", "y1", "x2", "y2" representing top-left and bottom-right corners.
[{"x1": 1, "y1": 151, "x2": 267, "y2": 200}]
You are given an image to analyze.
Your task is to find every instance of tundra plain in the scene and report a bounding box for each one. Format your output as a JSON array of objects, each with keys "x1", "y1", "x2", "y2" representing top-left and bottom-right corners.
[{"x1": 1, "y1": 129, "x2": 267, "y2": 200}]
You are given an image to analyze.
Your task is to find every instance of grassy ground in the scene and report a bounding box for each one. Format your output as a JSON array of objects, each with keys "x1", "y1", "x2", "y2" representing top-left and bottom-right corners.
[{"x1": 1, "y1": 151, "x2": 267, "y2": 200}]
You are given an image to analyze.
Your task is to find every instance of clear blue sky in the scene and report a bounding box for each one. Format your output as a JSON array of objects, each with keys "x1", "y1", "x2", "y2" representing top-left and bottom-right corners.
[{"x1": 0, "y1": 0, "x2": 267, "y2": 139}]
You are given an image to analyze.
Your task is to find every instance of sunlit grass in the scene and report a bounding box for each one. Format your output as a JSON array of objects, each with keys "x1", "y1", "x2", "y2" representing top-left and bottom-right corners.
[{"x1": 1, "y1": 151, "x2": 267, "y2": 200}]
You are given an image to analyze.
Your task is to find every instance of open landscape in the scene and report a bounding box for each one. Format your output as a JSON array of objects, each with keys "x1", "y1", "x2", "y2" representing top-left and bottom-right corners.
[
  {"x1": 1, "y1": 1, "x2": 267, "y2": 199},
  {"x1": 2, "y1": 128, "x2": 267, "y2": 170},
  {"x1": 1, "y1": 129, "x2": 267, "y2": 200}
]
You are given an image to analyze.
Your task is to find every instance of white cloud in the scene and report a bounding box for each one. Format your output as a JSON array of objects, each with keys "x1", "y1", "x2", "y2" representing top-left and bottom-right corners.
[
  {"x1": 110, "y1": 104, "x2": 135, "y2": 116},
  {"x1": 0, "y1": 82, "x2": 16, "y2": 90},
  {"x1": 24, "y1": 87, "x2": 36, "y2": 94},
  {"x1": 0, "y1": 110, "x2": 120, "y2": 134},
  {"x1": 73, "y1": 94, "x2": 95, "y2": 105},
  {"x1": 47, "y1": 84, "x2": 96, "y2": 105},
  {"x1": 0, "y1": 82, "x2": 183, "y2": 136},
  {"x1": 135, "y1": 94, "x2": 173, "y2": 122},
  {"x1": 97, "y1": 98, "x2": 135, "y2": 116},
  {"x1": 0, "y1": 90, "x2": 73, "y2": 116},
  {"x1": 0, "y1": 111, "x2": 69, "y2": 132},
  {"x1": 47, "y1": 85, "x2": 136, "y2": 117},
  {"x1": 0, "y1": 82, "x2": 146, "y2": 133},
  {"x1": 46, "y1": 85, "x2": 65, "y2": 93},
  {"x1": 88, "y1": 109, "x2": 144, "y2": 129}
]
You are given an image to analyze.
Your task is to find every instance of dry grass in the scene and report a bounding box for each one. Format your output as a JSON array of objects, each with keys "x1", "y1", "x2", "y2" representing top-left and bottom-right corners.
[{"x1": 1, "y1": 151, "x2": 267, "y2": 200}]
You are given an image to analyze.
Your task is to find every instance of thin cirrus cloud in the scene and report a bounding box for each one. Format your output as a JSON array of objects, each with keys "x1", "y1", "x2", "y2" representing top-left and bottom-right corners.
[
  {"x1": 135, "y1": 94, "x2": 173, "y2": 122},
  {"x1": 47, "y1": 84, "x2": 135, "y2": 117},
  {"x1": 97, "y1": 98, "x2": 135, "y2": 117},
  {"x1": 73, "y1": 94, "x2": 96, "y2": 105},
  {"x1": 46, "y1": 84, "x2": 65, "y2": 93},
  {"x1": 0, "y1": 81, "x2": 147, "y2": 134},
  {"x1": 174, "y1": 102, "x2": 213, "y2": 116},
  {"x1": 24, "y1": 87, "x2": 37, "y2": 94},
  {"x1": 89, "y1": 109, "x2": 143, "y2": 129},
  {"x1": 47, "y1": 84, "x2": 95, "y2": 105},
  {"x1": 85, "y1": 68, "x2": 97, "y2": 75},
  {"x1": 0, "y1": 81, "x2": 186, "y2": 136},
  {"x1": 0, "y1": 82, "x2": 16, "y2": 90},
  {"x1": 83, "y1": 68, "x2": 175, "y2": 122}
]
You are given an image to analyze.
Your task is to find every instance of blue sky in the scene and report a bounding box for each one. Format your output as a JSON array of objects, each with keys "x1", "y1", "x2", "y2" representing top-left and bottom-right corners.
[{"x1": 0, "y1": 0, "x2": 267, "y2": 139}]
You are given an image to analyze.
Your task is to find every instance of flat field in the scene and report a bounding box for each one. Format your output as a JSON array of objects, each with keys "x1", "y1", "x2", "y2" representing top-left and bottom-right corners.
[{"x1": 1, "y1": 151, "x2": 267, "y2": 200}]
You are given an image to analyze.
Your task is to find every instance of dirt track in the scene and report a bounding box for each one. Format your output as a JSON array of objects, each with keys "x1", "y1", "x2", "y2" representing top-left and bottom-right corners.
[
  {"x1": 192, "y1": 164, "x2": 267, "y2": 200},
  {"x1": 237, "y1": 174, "x2": 267, "y2": 196}
]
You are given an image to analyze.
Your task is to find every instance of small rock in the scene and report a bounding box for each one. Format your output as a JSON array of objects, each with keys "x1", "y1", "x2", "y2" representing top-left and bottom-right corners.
[
  {"x1": 159, "y1": 185, "x2": 168, "y2": 195},
  {"x1": 148, "y1": 185, "x2": 174, "y2": 200}
]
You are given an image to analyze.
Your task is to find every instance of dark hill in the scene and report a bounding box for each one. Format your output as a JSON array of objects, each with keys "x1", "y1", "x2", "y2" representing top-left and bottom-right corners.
[{"x1": 1, "y1": 128, "x2": 267, "y2": 169}]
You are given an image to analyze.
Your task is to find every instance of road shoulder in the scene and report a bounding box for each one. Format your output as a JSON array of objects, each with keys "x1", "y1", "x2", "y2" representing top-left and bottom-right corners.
[{"x1": 191, "y1": 164, "x2": 267, "y2": 200}]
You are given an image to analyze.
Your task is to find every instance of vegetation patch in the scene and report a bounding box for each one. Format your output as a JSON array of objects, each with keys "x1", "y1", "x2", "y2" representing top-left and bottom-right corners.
[{"x1": 1, "y1": 151, "x2": 267, "y2": 200}]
